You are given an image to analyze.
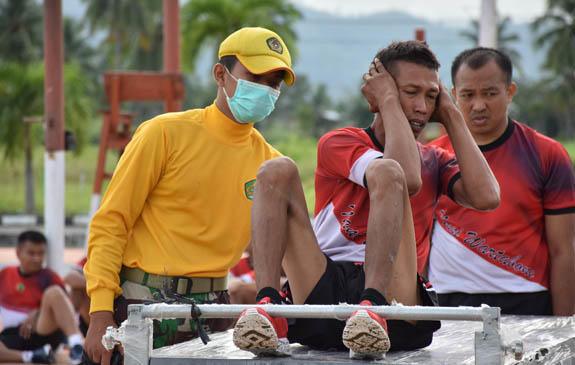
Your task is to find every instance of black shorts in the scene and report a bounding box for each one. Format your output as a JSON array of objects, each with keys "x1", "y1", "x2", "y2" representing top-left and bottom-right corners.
[
  {"x1": 438, "y1": 291, "x2": 552, "y2": 315},
  {"x1": 282, "y1": 257, "x2": 441, "y2": 351},
  {"x1": 0, "y1": 325, "x2": 65, "y2": 351},
  {"x1": 79, "y1": 315, "x2": 89, "y2": 337}
]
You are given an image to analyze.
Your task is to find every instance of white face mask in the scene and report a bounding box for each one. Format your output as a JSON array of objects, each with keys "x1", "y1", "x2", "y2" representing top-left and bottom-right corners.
[{"x1": 222, "y1": 68, "x2": 281, "y2": 123}]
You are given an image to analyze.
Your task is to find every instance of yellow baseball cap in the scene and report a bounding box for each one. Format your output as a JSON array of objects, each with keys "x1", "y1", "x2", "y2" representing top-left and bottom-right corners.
[{"x1": 218, "y1": 27, "x2": 295, "y2": 86}]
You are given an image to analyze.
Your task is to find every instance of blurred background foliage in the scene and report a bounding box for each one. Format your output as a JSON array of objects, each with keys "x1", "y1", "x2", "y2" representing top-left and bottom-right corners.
[{"x1": 0, "y1": 0, "x2": 573, "y2": 214}]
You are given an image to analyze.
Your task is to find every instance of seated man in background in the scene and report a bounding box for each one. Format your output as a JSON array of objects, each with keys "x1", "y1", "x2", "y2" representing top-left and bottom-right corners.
[
  {"x1": 64, "y1": 258, "x2": 90, "y2": 336},
  {"x1": 229, "y1": 246, "x2": 257, "y2": 305},
  {"x1": 0, "y1": 231, "x2": 84, "y2": 364}
]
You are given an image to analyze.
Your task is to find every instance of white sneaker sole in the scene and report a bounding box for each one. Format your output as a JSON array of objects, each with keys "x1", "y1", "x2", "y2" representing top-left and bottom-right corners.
[
  {"x1": 342, "y1": 309, "x2": 390, "y2": 359},
  {"x1": 233, "y1": 308, "x2": 290, "y2": 356}
]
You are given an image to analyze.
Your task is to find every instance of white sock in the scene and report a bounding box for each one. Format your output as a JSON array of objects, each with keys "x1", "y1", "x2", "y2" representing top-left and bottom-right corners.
[
  {"x1": 68, "y1": 333, "x2": 83, "y2": 348},
  {"x1": 21, "y1": 351, "x2": 33, "y2": 363}
]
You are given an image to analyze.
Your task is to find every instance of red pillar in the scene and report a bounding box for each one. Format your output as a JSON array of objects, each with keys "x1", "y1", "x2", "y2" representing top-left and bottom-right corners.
[
  {"x1": 163, "y1": 0, "x2": 181, "y2": 110},
  {"x1": 43, "y1": 0, "x2": 66, "y2": 274},
  {"x1": 44, "y1": 0, "x2": 64, "y2": 152},
  {"x1": 415, "y1": 28, "x2": 426, "y2": 42}
]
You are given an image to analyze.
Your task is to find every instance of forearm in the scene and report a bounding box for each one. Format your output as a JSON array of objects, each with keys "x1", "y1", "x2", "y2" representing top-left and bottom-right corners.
[
  {"x1": 379, "y1": 99, "x2": 422, "y2": 194},
  {"x1": 550, "y1": 254, "x2": 575, "y2": 315},
  {"x1": 445, "y1": 108, "x2": 499, "y2": 210},
  {"x1": 85, "y1": 210, "x2": 129, "y2": 313}
]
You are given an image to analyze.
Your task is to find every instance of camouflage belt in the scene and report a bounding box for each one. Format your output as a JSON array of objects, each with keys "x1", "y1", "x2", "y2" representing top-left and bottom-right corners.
[{"x1": 120, "y1": 266, "x2": 228, "y2": 295}]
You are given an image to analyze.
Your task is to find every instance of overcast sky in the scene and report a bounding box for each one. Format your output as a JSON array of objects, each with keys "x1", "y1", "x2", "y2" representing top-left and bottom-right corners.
[{"x1": 290, "y1": 0, "x2": 547, "y2": 25}]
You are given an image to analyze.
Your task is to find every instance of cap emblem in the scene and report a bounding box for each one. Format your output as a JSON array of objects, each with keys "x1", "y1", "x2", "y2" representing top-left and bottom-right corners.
[{"x1": 266, "y1": 37, "x2": 283, "y2": 55}]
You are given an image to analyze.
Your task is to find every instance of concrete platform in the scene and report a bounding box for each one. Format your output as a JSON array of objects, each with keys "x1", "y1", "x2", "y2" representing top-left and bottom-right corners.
[{"x1": 151, "y1": 316, "x2": 575, "y2": 364}]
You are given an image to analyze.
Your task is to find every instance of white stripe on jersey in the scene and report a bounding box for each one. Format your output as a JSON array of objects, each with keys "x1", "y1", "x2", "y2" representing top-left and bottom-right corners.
[
  {"x1": 429, "y1": 223, "x2": 546, "y2": 294},
  {"x1": 314, "y1": 202, "x2": 366, "y2": 262},
  {"x1": 348, "y1": 149, "x2": 383, "y2": 187},
  {"x1": 0, "y1": 306, "x2": 28, "y2": 329}
]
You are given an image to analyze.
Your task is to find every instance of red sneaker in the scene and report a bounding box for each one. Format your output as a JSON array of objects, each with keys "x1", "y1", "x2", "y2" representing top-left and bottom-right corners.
[
  {"x1": 232, "y1": 297, "x2": 290, "y2": 356},
  {"x1": 342, "y1": 300, "x2": 390, "y2": 359}
]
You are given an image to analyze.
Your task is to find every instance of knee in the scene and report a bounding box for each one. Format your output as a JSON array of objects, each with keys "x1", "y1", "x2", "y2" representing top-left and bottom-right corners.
[
  {"x1": 228, "y1": 280, "x2": 257, "y2": 304},
  {"x1": 43, "y1": 285, "x2": 68, "y2": 302},
  {"x1": 256, "y1": 157, "x2": 299, "y2": 188},
  {"x1": 365, "y1": 159, "x2": 407, "y2": 198}
]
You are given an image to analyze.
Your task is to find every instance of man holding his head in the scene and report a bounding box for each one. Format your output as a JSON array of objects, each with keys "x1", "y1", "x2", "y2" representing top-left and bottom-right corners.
[
  {"x1": 83, "y1": 27, "x2": 295, "y2": 364},
  {"x1": 233, "y1": 41, "x2": 499, "y2": 359},
  {"x1": 429, "y1": 47, "x2": 575, "y2": 316}
]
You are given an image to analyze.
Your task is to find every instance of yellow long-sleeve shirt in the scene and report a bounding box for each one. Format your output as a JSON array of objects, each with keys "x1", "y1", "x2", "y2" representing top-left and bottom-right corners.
[{"x1": 85, "y1": 103, "x2": 281, "y2": 313}]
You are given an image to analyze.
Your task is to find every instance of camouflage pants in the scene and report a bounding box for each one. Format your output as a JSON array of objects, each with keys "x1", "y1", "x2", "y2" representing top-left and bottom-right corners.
[{"x1": 113, "y1": 279, "x2": 233, "y2": 349}]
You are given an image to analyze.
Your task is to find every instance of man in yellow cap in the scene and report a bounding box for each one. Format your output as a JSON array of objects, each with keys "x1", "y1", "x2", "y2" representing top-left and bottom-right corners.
[{"x1": 83, "y1": 27, "x2": 295, "y2": 364}]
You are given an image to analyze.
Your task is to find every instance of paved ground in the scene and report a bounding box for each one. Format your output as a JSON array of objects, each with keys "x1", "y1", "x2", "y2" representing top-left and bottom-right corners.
[{"x1": 0, "y1": 247, "x2": 85, "y2": 267}]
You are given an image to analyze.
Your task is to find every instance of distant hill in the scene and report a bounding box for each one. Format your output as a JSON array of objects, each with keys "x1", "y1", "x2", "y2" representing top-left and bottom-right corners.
[
  {"x1": 63, "y1": 0, "x2": 545, "y2": 102},
  {"x1": 291, "y1": 7, "x2": 545, "y2": 100}
]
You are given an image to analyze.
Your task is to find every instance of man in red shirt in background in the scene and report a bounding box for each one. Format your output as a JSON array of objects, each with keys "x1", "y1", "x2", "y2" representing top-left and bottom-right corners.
[
  {"x1": 0, "y1": 231, "x2": 84, "y2": 364},
  {"x1": 428, "y1": 47, "x2": 575, "y2": 316}
]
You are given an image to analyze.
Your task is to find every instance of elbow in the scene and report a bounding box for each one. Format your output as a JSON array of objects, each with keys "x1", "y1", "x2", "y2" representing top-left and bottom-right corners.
[{"x1": 470, "y1": 189, "x2": 501, "y2": 211}]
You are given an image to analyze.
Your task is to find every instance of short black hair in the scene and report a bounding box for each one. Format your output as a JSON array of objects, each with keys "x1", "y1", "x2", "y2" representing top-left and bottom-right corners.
[
  {"x1": 17, "y1": 230, "x2": 47, "y2": 248},
  {"x1": 375, "y1": 41, "x2": 440, "y2": 76},
  {"x1": 219, "y1": 55, "x2": 239, "y2": 72},
  {"x1": 451, "y1": 47, "x2": 513, "y2": 87}
]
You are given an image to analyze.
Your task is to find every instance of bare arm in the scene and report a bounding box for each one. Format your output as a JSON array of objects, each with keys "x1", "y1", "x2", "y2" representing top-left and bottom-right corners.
[
  {"x1": 361, "y1": 58, "x2": 422, "y2": 195},
  {"x1": 545, "y1": 213, "x2": 575, "y2": 315},
  {"x1": 434, "y1": 83, "x2": 499, "y2": 210}
]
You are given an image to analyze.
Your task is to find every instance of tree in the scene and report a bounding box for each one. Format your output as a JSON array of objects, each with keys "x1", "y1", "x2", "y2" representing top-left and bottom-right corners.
[
  {"x1": 0, "y1": 62, "x2": 94, "y2": 213},
  {"x1": 532, "y1": 0, "x2": 575, "y2": 78},
  {"x1": 64, "y1": 17, "x2": 100, "y2": 78},
  {"x1": 0, "y1": 0, "x2": 42, "y2": 64},
  {"x1": 181, "y1": 0, "x2": 302, "y2": 73},
  {"x1": 81, "y1": 0, "x2": 160, "y2": 69},
  {"x1": 459, "y1": 16, "x2": 523, "y2": 75},
  {"x1": 531, "y1": 0, "x2": 575, "y2": 137}
]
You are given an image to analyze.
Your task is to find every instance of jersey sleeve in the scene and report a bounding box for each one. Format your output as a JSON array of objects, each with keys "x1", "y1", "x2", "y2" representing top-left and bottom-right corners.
[
  {"x1": 85, "y1": 119, "x2": 167, "y2": 313},
  {"x1": 541, "y1": 141, "x2": 575, "y2": 214},
  {"x1": 317, "y1": 131, "x2": 383, "y2": 188},
  {"x1": 50, "y1": 270, "x2": 66, "y2": 290},
  {"x1": 434, "y1": 145, "x2": 461, "y2": 200}
]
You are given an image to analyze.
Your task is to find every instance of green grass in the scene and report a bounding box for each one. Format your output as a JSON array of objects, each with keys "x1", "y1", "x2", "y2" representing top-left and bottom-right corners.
[
  {"x1": 559, "y1": 140, "x2": 575, "y2": 159},
  {"x1": 2, "y1": 133, "x2": 574, "y2": 216},
  {"x1": 0, "y1": 145, "x2": 118, "y2": 214},
  {"x1": 0, "y1": 129, "x2": 319, "y2": 215}
]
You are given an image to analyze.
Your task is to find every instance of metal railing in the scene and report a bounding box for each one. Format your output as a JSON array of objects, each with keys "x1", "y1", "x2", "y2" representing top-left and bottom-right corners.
[{"x1": 103, "y1": 303, "x2": 516, "y2": 365}]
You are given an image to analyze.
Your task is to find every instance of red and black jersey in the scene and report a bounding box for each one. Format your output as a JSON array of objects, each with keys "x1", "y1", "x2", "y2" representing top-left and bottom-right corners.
[
  {"x1": 75, "y1": 257, "x2": 87, "y2": 271},
  {"x1": 428, "y1": 119, "x2": 575, "y2": 293},
  {"x1": 314, "y1": 127, "x2": 460, "y2": 272},
  {"x1": 0, "y1": 266, "x2": 65, "y2": 314}
]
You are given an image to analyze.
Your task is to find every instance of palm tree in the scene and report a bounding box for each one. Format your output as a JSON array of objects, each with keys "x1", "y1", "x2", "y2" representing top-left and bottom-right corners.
[
  {"x1": 531, "y1": 0, "x2": 575, "y2": 136},
  {"x1": 0, "y1": 63, "x2": 43, "y2": 213},
  {"x1": 532, "y1": 0, "x2": 574, "y2": 77},
  {"x1": 0, "y1": 0, "x2": 43, "y2": 64},
  {"x1": 181, "y1": 0, "x2": 302, "y2": 72},
  {"x1": 81, "y1": 0, "x2": 160, "y2": 69},
  {"x1": 459, "y1": 16, "x2": 523, "y2": 74},
  {"x1": 64, "y1": 17, "x2": 100, "y2": 78},
  {"x1": 0, "y1": 62, "x2": 94, "y2": 213}
]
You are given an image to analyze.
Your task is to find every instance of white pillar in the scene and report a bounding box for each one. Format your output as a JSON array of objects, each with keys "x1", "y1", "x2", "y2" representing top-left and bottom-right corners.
[
  {"x1": 84, "y1": 193, "x2": 102, "y2": 253},
  {"x1": 45, "y1": 151, "x2": 66, "y2": 275},
  {"x1": 479, "y1": 0, "x2": 498, "y2": 48}
]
